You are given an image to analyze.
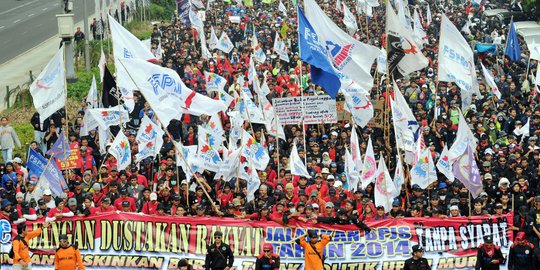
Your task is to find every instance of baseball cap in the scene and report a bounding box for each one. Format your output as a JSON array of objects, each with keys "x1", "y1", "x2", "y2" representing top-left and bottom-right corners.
[
  {"x1": 16, "y1": 192, "x2": 24, "y2": 199},
  {"x1": 449, "y1": 205, "x2": 459, "y2": 211},
  {"x1": 310, "y1": 190, "x2": 319, "y2": 197},
  {"x1": 150, "y1": 193, "x2": 158, "y2": 201},
  {"x1": 333, "y1": 181, "x2": 343, "y2": 188},
  {"x1": 484, "y1": 235, "x2": 493, "y2": 244},
  {"x1": 68, "y1": 198, "x2": 77, "y2": 206},
  {"x1": 327, "y1": 175, "x2": 335, "y2": 180},
  {"x1": 321, "y1": 168, "x2": 330, "y2": 174},
  {"x1": 122, "y1": 201, "x2": 130, "y2": 207},
  {"x1": 325, "y1": 202, "x2": 334, "y2": 208},
  {"x1": 412, "y1": 244, "x2": 424, "y2": 253},
  {"x1": 43, "y1": 189, "x2": 52, "y2": 196}
]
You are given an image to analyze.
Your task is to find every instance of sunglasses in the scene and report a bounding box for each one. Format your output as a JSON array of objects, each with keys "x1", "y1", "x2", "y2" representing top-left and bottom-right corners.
[
  {"x1": 263, "y1": 250, "x2": 271, "y2": 252},
  {"x1": 214, "y1": 236, "x2": 221, "y2": 239}
]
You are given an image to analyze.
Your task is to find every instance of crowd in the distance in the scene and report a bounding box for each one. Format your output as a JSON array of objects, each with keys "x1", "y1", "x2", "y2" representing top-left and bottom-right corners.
[{"x1": 1, "y1": 0, "x2": 540, "y2": 245}]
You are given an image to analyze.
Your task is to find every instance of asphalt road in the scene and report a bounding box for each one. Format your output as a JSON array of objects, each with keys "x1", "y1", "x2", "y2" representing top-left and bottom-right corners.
[{"x1": 0, "y1": 0, "x2": 96, "y2": 65}]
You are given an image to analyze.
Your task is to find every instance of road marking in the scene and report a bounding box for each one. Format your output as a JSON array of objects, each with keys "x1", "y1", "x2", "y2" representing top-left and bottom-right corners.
[
  {"x1": 0, "y1": 26, "x2": 4, "y2": 30},
  {"x1": 0, "y1": 0, "x2": 39, "y2": 16},
  {"x1": 43, "y1": 8, "x2": 48, "y2": 11},
  {"x1": 28, "y1": 13, "x2": 34, "y2": 17},
  {"x1": 13, "y1": 19, "x2": 21, "y2": 24}
]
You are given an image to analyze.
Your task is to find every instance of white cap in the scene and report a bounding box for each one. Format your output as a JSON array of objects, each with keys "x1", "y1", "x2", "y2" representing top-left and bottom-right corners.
[
  {"x1": 450, "y1": 205, "x2": 459, "y2": 211},
  {"x1": 321, "y1": 168, "x2": 330, "y2": 174},
  {"x1": 333, "y1": 180, "x2": 343, "y2": 188},
  {"x1": 16, "y1": 192, "x2": 24, "y2": 199},
  {"x1": 150, "y1": 192, "x2": 158, "y2": 201},
  {"x1": 327, "y1": 175, "x2": 335, "y2": 180},
  {"x1": 13, "y1": 157, "x2": 22, "y2": 164},
  {"x1": 43, "y1": 189, "x2": 52, "y2": 196}
]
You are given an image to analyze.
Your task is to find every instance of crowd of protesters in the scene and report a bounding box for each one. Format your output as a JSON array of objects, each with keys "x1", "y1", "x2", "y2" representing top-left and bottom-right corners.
[{"x1": 1, "y1": 0, "x2": 540, "y2": 253}]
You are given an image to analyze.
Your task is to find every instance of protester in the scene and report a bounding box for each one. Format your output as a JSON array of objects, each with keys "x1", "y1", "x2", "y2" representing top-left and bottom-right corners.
[
  {"x1": 0, "y1": 117, "x2": 21, "y2": 162},
  {"x1": 508, "y1": 231, "x2": 536, "y2": 270}
]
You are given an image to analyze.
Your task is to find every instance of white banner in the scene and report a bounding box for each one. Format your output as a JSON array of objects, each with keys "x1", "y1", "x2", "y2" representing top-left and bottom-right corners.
[{"x1": 274, "y1": 96, "x2": 337, "y2": 125}]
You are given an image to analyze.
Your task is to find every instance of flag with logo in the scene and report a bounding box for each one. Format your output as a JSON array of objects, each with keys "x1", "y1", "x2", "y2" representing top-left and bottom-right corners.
[
  {"x1": 198, "y1": 124, "x2": 225, "y2": 151},
  {"x1": 239, "y1": 92, "x2": 266, "y2": 123},
  {"x1": 410, "y1": 148, "x2": 437, "y2": 189},
  {"x1": 245, "y1": 162, "x2": 261, "y2": 202},
  {"x1": 86, "y1": 75, "x2": 99, "y2": 108},
  {"x1": 241, "y1": 130, "x2": 270, "y2": 170},
  {"x1": 108, "y1": 131, "x2": 131, "y2": 170},
  {"x1": 252, "y1": 32, "x2": 266, "y2": 63},
  {"x1": 29, "y1": 47, "x2": 66, "y2": 124},
  {"x1": 205, "y1": 71, "x2": 227, "y2": 92},
  {"x1": 394, "y1": 154, "x2": 405, "y2": 190},
  {"x1": 345, "y1": 148, "x2": 361, "y2": 192},
  {"x1": 289, "y1": 143, "x2": 310, "y2": 178},
  {"x1": 196, "y1": 143, "x2": 222, "y2": 172},
  {"x1": 47, "y1": 132, "x2": 71, "y2": 162},
  {"x1": 438, "y1": 14, "x2": 479, "y2": 111},
  {"x1": 304, "y1": 0, "x2": 381, "y2": 92},
  {"x1": 175, "y1": 142, "x2": 200, "y2": 181},
  {"x1": 386, "y1": 4, "x2": 428, "y2": 79},
  {"x1": 374, "y1": 157, "x2": 398, "y2": 212},
  {"x1": 88, "y1": 105, "x2": 130, "y2": 130},
  {"x1": 480, "y1": 63, "x2": 501, "y2": 99},
  {"x1": 448, "y1": 112, "x2": 477, "y2": 162},
  {"x1": 280, "y1": 20, "x2": 289, "y2": 39},
  {"x1": 209, "y1": 26, "x2": 219, "y2": 50},
  {"x1": 505, "y1": 19, "x2": 521, "y2": 62},
  {"x1": 135, "y1": 116, "x2": 164, "y2": 162},
  {"x1": 216, "y1": 32, "x2": 234, "y2": 54},
  {"x1": 278, "y1": 1, "x2": 287, "y2": 15},
  {"x1": 298, "y1": 7, "x2": 341, "y2": 98},
  {"x1": 342, "y1": 91, "x2": 373, "y2": 128},
  {"x1": 39, "y1": 159, "x2": 67, "y2": 197},
  {"x1": 216, "y1": 147, "x2": 242, "y2": 181},
  {"x1": 412, "y1": 8, "x2": 428, "y2": 48},
  {"x1": 27, "y1": 148, "x2": 47, "y2": 177},
  {"x1": 436, "y1": 145, "x2": 454, "y2": 182},
  {"x1": 189, "y1": 8, "x2": 203, "y2": 31},
  {"x1": 119, "y1": 58, "x2": 227, "y2": 125},
  {"x1": 360, "y1": 137, "x2": 377, "y2": 189},
  {"x1": 453, "y1": 144, "x2": 483, "y2": 198},
  {"x1": 273, "y1": 33, "x2": 290, "y2": 62}
]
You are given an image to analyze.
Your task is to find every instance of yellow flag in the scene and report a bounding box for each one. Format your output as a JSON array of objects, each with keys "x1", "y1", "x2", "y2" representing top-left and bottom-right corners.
[{"x1": 280, "y1": 21, "x2": 289, "y2": 39}]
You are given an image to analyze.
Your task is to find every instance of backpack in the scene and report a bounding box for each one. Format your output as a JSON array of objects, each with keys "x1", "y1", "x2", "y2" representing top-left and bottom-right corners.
[{"x1": 8, "y1": 235, "x2": 28, "y2": 259}]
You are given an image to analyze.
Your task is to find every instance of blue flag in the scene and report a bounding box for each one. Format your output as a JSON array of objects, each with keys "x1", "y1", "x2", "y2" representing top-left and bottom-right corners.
[
  {"x1": 475, "y1": 44, "x2": 497, "y2": 54},
  {"x1": 297, "y1": 7, "x2": 341, "y2": 98},
  {"x1": 27, "y1": 148, "x2": 47, "y2": 178},
  {"x1": 505, "y1": 20, "x2": 521, "y2": 62},
  {"x1": 41, "y1": 160, "x2": 67, "y2": 196},
  {"x1": 47, "y1": 132, "x2": 71, "y2": 162}
]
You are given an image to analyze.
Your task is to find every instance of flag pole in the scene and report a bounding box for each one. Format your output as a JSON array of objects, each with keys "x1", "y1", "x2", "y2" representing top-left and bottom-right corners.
[
  {"x1": 117, "y1": 59, "x2": 217, "y2": 207},
  {"x1": 61, "y1": 41, "x2": 73, "y2": 185},
  {"x1": 295, "y1": 7, "x2": 308, "y2": 165},
  {"x1": 502, "y1": 17, "x2": 514, "y2": 61},
  {"x1": 275, "y1": 111, "x2": 281, "y2": 180}
]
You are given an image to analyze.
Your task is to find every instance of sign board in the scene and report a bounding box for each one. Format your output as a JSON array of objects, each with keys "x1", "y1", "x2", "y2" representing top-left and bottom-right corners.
[
  {"x1": 229, "y1": 16, "x2": 241, "y2": 23},
  {"x1": 274, "y1": 95, "x2": 337, "y2": 125}
]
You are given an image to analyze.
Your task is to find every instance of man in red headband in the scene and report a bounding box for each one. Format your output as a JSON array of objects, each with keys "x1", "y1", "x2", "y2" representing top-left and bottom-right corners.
[
  {"x1": 255, "y1": 243, "x2": 280, "y2": 270},
  {"x1": 508, "y1": 232, "x2": 536, "y2": 270}
]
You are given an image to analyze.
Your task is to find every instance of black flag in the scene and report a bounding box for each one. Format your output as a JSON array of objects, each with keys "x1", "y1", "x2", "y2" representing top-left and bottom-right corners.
[{"x1": 102, "y1": 65, "x2": 118, "y2": 108}]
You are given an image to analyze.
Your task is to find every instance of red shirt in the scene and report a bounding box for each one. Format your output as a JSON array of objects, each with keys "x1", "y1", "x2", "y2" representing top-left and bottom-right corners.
[
  {"x1": 90, "y1": 205, "x2": 116, "y2": 215},
  {"x1": 47, "y1": 207, "x2": 72, "y2": 220},
  {"x1": 114, "y1": 197, "x2": 137, "y2": 212}
]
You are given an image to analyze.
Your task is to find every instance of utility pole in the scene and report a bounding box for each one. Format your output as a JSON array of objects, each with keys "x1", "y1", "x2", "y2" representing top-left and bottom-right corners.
[{"x1": 83, "y1": 0, "x2": 91, "y2": 72}]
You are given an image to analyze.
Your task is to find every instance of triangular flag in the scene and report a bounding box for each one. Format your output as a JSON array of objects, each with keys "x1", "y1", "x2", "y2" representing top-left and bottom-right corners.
[
  {"x1": 216, "y1": 32, "x2": 234, "y2": 54},
  {"x1": 46, "y1": 132, "x2": 71, "y2": 162},
  {"x1": 452, "y1": 144, "x2": 483, "y2": 198},
  {"x1": 273, "y1": 32, "x2": 290, "y2": 62},
  {"x1": 209, "y1": 26, "x2": 219, "y2": 50},
  {"x1": 135, "y1": 116, "x2": 165, "y2": 162},
  {"x1": 374, "y1": 157, "x2": 398, "y2": 212},
  {"x1": 410, "y1": 148, "x2": 437, "y2": 189},
  {"x1": 436, "y1": 145, "x2": 455, "y2": 182},
  {"x1": 289, "y1": 143, "x2": 310, "y2": 178},
  {"x1": 345, "y1": 148, "x2": 361, "y2": 192},
  {"x1": 360, "y1": 137, "x2": 377, "y2": 189},
  {"x1": 86, "y1": 75, "x2": 99, "y2": 108}
]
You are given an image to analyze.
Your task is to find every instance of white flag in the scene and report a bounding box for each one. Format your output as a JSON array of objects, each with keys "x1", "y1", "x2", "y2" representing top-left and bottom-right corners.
[
  {"x1": 205, "y1": 71, "x2": 227, "y2": 92},
  {"x1": 108, "y1": 14, "x2": 155, "y2": 60},
  {"x1": 410, "y1": 148, "x2": 437, "y2": 189},
  {"x1": 245, "y1": 162, "x2": 260, "y2": 202},
  {"x1": 360, "y1": 137, "x2": 377, "y2": 189},
  {"x1": 278, "y1": 1, "x2": 287, "y2": 15},
  {"x1": 88, "y1": 105, "x2": 130, "y2": 130},
  {"x1": 426, "y1": 4, "x2": 432, "y2": 26},
  {"x1": 350, "y1": 127, "x2": 363, "y2": 174},
  {"x1": 191, "y1": 0, "x2": 204, "y2": 9},
  {"x1": 345, "y1": 148, "x2": 361, "y2": 192},
  {"x1": 480, "y1": 63, "x2": 502, "y2": 99},
  {"x1": 216, "y1": 32, "x2": 234, "y2": 54},
  {"x1": 30, "y1": 47, "x2": 66, "y2": 124},
  {"x1": 176, "y1": 142, "x2": 199, "y2": 181},
  {"x1": 343, "y1": 3, "x2": 358, "y2": 34},
  {"x1": 252, "y1": 32, "x2": 266, "y2": 63},
  {"x1": 273, "y1": 33, "x2": 290, "y2": 62},
  {"x1": 86, "y1": 75, "x2": 99, "y2": 108},
  {"x1": 438, "y1": 14, "x2": 479, "y2": 111},
  {"x1": 199, "y1": 30, "x2": 212, "y2": 59},
  {"x1": 436, "y1": 145, "x2": 454, "y2": 182},
  {"x1": 386, "y1": 4, "x2": 429, "y2": 78},
  {"x1": 342, "y1": 91, "x2": 373, "y2": 128},
  {"x1": 216, "y1": 146, "x2": 241, "y2": 181},
  {"x1": 98, "y1": 48, "x2": 106, "y2": 82},
  {"x1": 374, "y1": 157, "x2": 398, "y2": 212},
  {"x1": 413, "y1": 9, "x2": 428, "y2": 48},
  {"x1": 209, "y1": 26, "x2": 218, "y2": 50},
  {"x1": 239, "y1": 92, "x2": 266, "y2": 123},
  {"x1": 514, "y1": 118, "x2": 530, "y2": 137},
  {"x1": 394, "y1": 154, "x2": 405, "y2": 191},
  {"x1": 448, "y1": 112, "x2": 477, "y2": 162},
  {"x1": 135, "y1": 115, "x2": 165, "y2": 162},
  {"x1": 289, "y1": 143, "x2": 310, "y2": 178},
  {"x1": 119, "y1": 58, "x2": 227, "y2": 126},
  {"x1": 196, "y1": 143, "x2": 222, "y2": 172},
  {"x1": 108, "y1": 131, "x2": 132, "y2": 170},
  {"x1": 377, "y1": 48, "x2": 387, "y2": 74},
  {"x1": 304, "y1": 0, "x2": 382, "y2": 91},
  {"x1": 189, "y1": 8, "x2": 204, "y2": 31}
]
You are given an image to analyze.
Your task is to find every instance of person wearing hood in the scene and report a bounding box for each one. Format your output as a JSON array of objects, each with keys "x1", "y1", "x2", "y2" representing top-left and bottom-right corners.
[
  {"x1": 255, "y1": 243, "x2": 280, "y2": 270},
  {"x1": 508, "y1": 232, "x2": 536, "y2": 270}
]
